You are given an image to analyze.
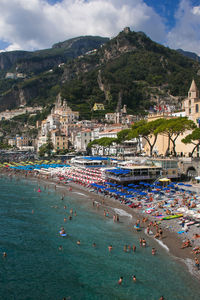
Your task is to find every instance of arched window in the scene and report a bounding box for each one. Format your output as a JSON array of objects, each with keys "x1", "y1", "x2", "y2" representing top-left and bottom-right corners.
[
  {"x1": 189, "y1": 100, "x2": 191, "y2": 106},
  {"x1": 196, "y1": 104, "x2": 199, "y2": 113}
]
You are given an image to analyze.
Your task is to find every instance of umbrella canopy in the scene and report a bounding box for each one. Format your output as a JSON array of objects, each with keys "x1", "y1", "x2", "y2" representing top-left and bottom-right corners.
[{"x1": 159, "y1": 178, "x2": 171, "y2": 182}]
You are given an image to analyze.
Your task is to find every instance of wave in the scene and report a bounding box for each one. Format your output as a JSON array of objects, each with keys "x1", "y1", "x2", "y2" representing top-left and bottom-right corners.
[
  {"x1": 113, "y1": 208, "x2": 132, "y2": 218},
  {"x1": 154, "y1": 239, "x2": 169, "y2": 252},
  {"x1": 184, "y1": 258, "x2": 200, "y2": 280},
  {"x1": 73, "y1": 192, "x2": 88, "y2": 197}
]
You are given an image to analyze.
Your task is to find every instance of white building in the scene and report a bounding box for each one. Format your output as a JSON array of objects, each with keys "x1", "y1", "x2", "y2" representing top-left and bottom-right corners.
[{"x1": 74, "y1": 129, "x2": 92, "y2": 152}]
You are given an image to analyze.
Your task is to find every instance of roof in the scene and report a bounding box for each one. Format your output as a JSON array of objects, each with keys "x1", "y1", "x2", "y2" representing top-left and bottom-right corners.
[
  {"x1": 99, "y1": 128, "x2": 121, "y2": 134},
  {"x1": 189, "y1": 79, "x2": 198, "y2": 92},
  {"x1": 120, "y1": 165, "x2": 162, "y2": 170}
]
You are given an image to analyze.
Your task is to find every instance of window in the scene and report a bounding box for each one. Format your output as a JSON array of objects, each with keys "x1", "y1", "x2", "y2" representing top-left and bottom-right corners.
[
  {"x1": 196, "y1": 104, "x2": 199, "y2": 113},
  {"x1": 189, "y1": 100, "x2": 191, "y2": 106},
  {"x1": 189, "y1": 108, "x2": 191, "y2": 114}
]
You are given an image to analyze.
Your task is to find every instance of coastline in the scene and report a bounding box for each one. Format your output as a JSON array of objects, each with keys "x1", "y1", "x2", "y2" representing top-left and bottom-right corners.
[{"x1": 1, "y1": 168, "x2": 200, "y2": 279}]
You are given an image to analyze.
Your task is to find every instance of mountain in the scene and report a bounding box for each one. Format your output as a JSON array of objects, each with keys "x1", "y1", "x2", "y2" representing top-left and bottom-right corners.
[
  {"x1": 177, "y1": 49, "x2": 200, "y2": 63},
  {"x1": 0, "y1": 36, "x2": 109, "y2": 77},
  {"x1": 0, "y1": 28, "x2": 200, "y2": 118}
]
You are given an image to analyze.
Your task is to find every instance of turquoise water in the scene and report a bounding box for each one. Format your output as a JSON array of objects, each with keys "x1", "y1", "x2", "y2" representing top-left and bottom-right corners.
[{"x1": 0, "y1": 176, "x2": 200, "y2": 300}]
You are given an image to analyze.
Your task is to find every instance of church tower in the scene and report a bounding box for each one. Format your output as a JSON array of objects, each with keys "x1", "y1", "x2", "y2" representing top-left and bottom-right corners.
[{"x1": 188, "y1": 79, "x2": 199, "y2": 99}]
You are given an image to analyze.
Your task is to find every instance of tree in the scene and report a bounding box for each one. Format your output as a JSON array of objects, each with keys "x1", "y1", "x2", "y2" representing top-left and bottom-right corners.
[
  {"x1": 182, "y1": 128, "x2": 200, "y2": 157},
  {"x1": 157, "y1": 117, "x2": 196, "y2": 156},
  {"x1": 46, "y1": 132, "x2": 54, "y2": 156},
  {"x1": 86, "y1": 137, "x2": 117, "y2": 155},
  {"x1": 129, "y1": 119, "x2": 165, "y2": 156},
  {"x1": 117, "y1": 129, "x2": 131, "y2": 143}
]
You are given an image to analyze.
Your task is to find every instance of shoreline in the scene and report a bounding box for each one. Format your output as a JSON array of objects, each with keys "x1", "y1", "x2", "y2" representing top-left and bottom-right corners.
[{"x1": 1, "y1": 168, "x2": 200, "y2": 279}]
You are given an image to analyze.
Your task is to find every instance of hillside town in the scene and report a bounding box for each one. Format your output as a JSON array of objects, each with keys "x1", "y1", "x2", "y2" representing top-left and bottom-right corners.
[{"x1": 1, "y1": 79, "x2": 199, "y2": 160}]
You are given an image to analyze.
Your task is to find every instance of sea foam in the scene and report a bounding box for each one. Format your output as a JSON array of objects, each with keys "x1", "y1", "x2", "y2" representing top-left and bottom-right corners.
[
  {"x1": 113, "y1": 208, "x2": 132, "y2": 218},
  {"x1": 154, "y1": 239, "x2": 169, "y2": 252}
]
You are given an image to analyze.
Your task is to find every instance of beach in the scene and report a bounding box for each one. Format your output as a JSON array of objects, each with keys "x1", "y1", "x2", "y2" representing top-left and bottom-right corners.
[
  {"x1": 2, "y1": 166, "x2": 200, "y2": 278},
  {"x1": 1, "y1": 165, "x2": 200, "y2": 299}
]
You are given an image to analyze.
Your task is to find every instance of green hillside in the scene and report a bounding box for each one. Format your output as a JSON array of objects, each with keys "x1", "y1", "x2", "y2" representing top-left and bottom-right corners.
[{"x1": 0, "y1": 28, "x2": 200, "y2": 118}]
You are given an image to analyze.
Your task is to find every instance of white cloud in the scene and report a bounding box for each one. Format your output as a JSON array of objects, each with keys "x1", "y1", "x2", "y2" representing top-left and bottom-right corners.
[
  {"x1": 0, "y1": 0, "x2": 166, "y2": 51},
  {"x1": 167, "y1": 0, "x2": 200, "y2": 55}
]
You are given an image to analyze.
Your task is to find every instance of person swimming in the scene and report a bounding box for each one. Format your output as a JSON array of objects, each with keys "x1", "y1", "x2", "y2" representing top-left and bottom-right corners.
[
  {"x1": 118, "y1": 276, "x2": 123, "y2": 285},
  {"x1": 108, "y1": 245, "x2": 113, "y2": 252},
  {"x1": 152, "y1": 248, "x2": 156, "y2": 255}
]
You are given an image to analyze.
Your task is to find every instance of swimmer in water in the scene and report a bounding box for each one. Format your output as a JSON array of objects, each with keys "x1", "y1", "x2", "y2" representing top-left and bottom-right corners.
[
  {"x1": 152, "y1": 248, "x2": 156, "y2": 255},
  {"x1": 64, "y1": 217, "x2": 67, "y2": 222},
  {"x1": 74, "y1": 211, "x2": 77, "y2": 216},
  {"x1": 118, "y1": 276, "x2": 123, "y2": 285},
  {"x1": 77, "y1": 240, "x2": 81, "y2": 245},
  {"x1": 59, "y1": 245, "x2": 63, "y2": 251},
  {"x1": 3, "y1": 252, "x2": 7, "y2": 258},
  {"x1": 69, "y1": 215, "x2": 72, "y2": 220},
  {"x1": 93, "y1": 243, "x2": 96, "y2": 247},
  {"x1": 133, "y1": 245, "x2": 136, "y2": 252},
  {"x1": 108, "y1": 245, "x2": 113, "y2": 252},
  {"x1": 132, "y1": 275, "x2": 136, "y2": 282}
]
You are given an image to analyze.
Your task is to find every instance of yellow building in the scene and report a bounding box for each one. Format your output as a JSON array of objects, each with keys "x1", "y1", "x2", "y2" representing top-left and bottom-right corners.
[
  {"x1": 51, "y1": 130, "x2": 68, "y2": 151},
  {"x1": 92, "y1": 103, "x2": 105, "y2": 111},
  {"x1": 144, "y1": 80, "x2": 200, "y2": 157}
]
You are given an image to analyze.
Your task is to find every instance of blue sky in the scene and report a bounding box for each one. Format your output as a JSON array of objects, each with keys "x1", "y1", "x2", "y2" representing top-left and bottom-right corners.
[{"x1": 0, "y1": 0, "x2": 200, "y2": 55}]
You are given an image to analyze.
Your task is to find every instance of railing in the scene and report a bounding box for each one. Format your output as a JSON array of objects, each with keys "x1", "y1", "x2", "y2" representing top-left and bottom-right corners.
[{"x1": 106, "y1": 175, "x2": 157, "y2": 181}]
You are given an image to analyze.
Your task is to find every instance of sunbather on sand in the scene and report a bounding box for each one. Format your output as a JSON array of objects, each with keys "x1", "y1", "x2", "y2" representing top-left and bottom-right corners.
[{"x1": 181, "y1": 239, "x2": 192, "y2": 249}]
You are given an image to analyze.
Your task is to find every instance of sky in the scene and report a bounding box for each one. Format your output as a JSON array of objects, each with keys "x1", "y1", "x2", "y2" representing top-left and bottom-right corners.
[{"x1": 0, "y1": 0, "x2": 200, "y2": 55}]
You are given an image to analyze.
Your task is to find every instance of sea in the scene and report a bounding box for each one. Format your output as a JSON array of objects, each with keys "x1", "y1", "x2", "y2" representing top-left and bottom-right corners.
[{"x1": 0, "y1": 175, "x2": 200, "y2": 300}]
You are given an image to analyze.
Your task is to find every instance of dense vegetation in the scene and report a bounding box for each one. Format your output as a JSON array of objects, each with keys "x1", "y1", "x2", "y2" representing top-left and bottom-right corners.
[{"x1": 0, "y1": 29, "x2": 200, "y2": 118}]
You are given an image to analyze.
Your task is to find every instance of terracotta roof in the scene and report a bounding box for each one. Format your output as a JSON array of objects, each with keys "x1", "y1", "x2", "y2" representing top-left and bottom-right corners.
[{"x1": 99, "y1": 128, "x2": 121, "y2": 134}]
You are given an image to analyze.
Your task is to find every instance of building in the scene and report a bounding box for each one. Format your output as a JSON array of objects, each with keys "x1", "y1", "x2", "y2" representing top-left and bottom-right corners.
[
  {"x1": 147, "y1": 158, "x2": 180, "y2": 179},
  {"x1": 51, "y1": 130, "x2": 68, "y2": 151},
  {"x1": 105, "y1": 105, "x2": 135, "y2": 124},
  {"x1": 74, "y1": 129, "x2": 92, "y2": 152},
  {"x1": 105, "y1": 165, "x2": 162, "y2": 183},
  {"x1": 92, "y1": 103, "x2": 105, "y2": 111},
  {"x1": 37, "y1": 94, "x2": 79, "y2": 152},
  {"x1": 182, "y1": 79, "x2": 200, "y2": 126},
  {"x1": 144, "y1": 80, "x2": 200, "y2": 157}
]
